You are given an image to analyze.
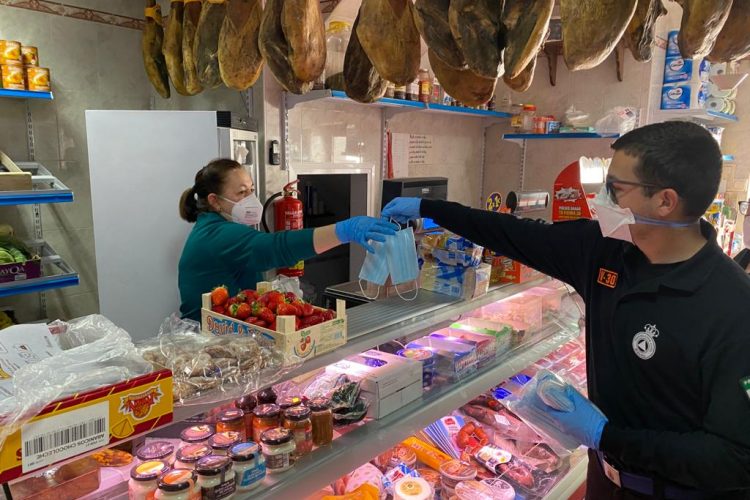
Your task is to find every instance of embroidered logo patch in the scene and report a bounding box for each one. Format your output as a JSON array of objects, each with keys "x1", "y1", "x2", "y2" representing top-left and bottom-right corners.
[
  {"x1": 597, "y1": 268, "x2": 619, "y2": 288},
  {"x1": 741, "y1": 377, "x2": 750, "y2": 403},
  {"x1": 633, "y1": 324, "x2": 659, "y2": 360}
]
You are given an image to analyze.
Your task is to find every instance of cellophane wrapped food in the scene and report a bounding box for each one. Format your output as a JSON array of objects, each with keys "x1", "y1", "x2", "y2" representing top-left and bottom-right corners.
[
  {"x1": 138, "y1": 315, "x2": 300, "y2": 406},
  {"x1": 0, "y1": 315, "x2": 152, "y2": 451}
]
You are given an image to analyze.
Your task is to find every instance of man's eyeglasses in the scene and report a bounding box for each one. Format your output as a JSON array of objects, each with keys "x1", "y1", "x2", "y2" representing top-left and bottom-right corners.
[
  {"x1": 605, "y1": 178, "x2": 669, "y2": 204},
  {"x1": 739, "y1": 201, "x2": 749, "y2": 216}
]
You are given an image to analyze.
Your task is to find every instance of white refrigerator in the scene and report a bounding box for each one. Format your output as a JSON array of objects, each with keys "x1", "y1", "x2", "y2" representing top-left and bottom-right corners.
[{"x1": 86, "y1": 110, "x2": 259, "y2": 340}]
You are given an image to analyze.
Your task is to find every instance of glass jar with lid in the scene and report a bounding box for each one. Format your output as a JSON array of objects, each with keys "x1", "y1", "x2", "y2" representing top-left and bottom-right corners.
[
  {"x1": 322, "y1": 21, "x2": 352, "y2": 90},
  {"x1": 234, "y1": 395, "x2": 257, "y2": 441},
  {"x1": 257, "y1": 387, "x2": 277, "y2": 405},
  {"x1": 278, "y1": 396, "x2": 302, "y2": 412},
  {"x1": 252, "y1": 404, "x2": 280, "y2": 443},
  {"x1": 136, "y1": 441, "x2": 175, "y2": 466},
  {"x1": 521, "y1": 104, "x2": 537, "y2": 132},
  {"x1": 309, "y1": 397, "x2": 333, "y2": 446},
  {"x1": 209, "y1": 431, "x2": 241, "y2": 456},
  {"x1": 217, "y1": 409, "x2": 246, "y2": 441},
  {"x1": 283, "y1": 406, "x2": 313, "y2": 457},
  {"x1": 260, "y1": 428, "x2": 295, "y2": 474},
  {"x1": 154, "y1": 469, "x2": 199, "y2": 500},
  {"x1": 180, "y1": 425, "x2": 215, "y2": 447},
  {"x1": 128, "y1": 460, "x2": 169, "y2": 500},
  {"x1": 230, "y1": 442, "x2": 266, "y2": 492},
  {"x1": 195, "y1": 455, "x2": 236, "y2": 499},
  {"x1": 175, "y1": 443, "x2": 212, "y2": 470}
]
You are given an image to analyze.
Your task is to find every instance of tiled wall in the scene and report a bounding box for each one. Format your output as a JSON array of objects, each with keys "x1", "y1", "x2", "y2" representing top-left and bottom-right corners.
[{"x1": 0, "y1": 4, "x2": 247, "y2": 322}]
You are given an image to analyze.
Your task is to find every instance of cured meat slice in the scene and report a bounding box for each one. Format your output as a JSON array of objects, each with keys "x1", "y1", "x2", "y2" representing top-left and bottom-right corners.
[
  {"x1": 182, "y1": 0, "x2": 203, "y2": 95},
  {"x1": 258, "y1": 0, "x2": 313, "y2": 94},
  {"x1": 219, "y1": 0, "x2": 264, "y2": 90},
  {"x1": 561, "y1": 0, "x2": 637, "y2": 71},
  {"x1": 282, "y1": 0, "x2": 326, "y2": 83},
  {"x1": 624, "y1": 0, "x2": 667, "y2": 62},
  {"x1": 675, "y1": 0, "x2": 733, "y2": 59},
  {"x1": 707, "y1": 0, "x2": 750, "y2": 62},
  {"x1": 502, "y1": 0, "x2": 554, "y2": 79},
  {"x1": 344, "y1": 11, "x2": 388, "y2": 103},
  {"x1": 194, "y1": 0, "x2": 225, "y2": 89},
  {"x1": 142, "y1": 0, "x2": 170, "y2": 98},
  {"x1": 357, "y1": 0, "x2": 421, "y2": 86},
  {"x1": 428, "y1": 49, "x2": 497, "y2": 107},
  {"x1": 449, "y1": 0, "x2": 506, "y2": 79},
  {"x1": 503, "y1": 56, "x2": 536, "y2": 92},
  {"x1": 163, "y1": 0, "x2": 189, "y2": 95},
  {"x1": 414, "y1": 0, "x2": 465, "y2": 70}
]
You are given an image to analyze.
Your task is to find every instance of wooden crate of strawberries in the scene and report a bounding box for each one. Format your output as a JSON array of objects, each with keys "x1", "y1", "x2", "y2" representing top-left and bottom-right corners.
[{"x1": 200, "y1": 282, "x2": 347, "y2": 363}]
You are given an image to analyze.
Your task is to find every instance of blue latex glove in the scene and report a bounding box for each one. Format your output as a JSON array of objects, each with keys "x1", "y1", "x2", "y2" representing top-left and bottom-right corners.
[
  {"x1": 335, "y1": 216, "x2": 398, "y2": 253},
  {"x1": 381, "y1": 197, "x2": 422, "y2": 224},
  {"x1": 540, "y1": 383, "x2": 608, "y2": 449}
]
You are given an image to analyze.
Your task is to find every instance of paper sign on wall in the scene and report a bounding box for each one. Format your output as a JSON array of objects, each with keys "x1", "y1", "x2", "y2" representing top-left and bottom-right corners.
[
  {"x1": 408, "y1": 134, "x2": 434, "y2": 165},
  {"x1": 391, "y1": 133, "x2": 435, "y2": 178}
]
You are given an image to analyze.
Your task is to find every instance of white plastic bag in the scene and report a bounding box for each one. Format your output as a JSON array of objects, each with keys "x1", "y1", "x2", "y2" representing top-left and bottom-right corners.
[
  {"x1": 595, "y1": 106, "x2": 637, "y2": 135},
  {"x1": 563, "y1": 105, "x2": 591, "y2": 128}
]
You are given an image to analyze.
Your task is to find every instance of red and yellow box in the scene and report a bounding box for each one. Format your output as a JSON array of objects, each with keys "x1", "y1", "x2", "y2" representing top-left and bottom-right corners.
[
  {"x1": 0, "y1": 370, "x2": 173, "y2": 482},
  {"x1": 491, "y1": 256, "x2": 543, "y2": 285}
]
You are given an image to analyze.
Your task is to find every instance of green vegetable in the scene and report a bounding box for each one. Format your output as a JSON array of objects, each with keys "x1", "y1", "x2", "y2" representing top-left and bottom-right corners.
[
  {"x1": 7, "y1": 246, "x2": 25, "y2": 263},
  {"x1": 0, "y1": 249, "x2": 14, "y2": 264}
]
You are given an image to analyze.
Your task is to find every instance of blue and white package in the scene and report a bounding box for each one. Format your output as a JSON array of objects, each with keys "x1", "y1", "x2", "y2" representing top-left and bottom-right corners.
[
  {"x1": 661, "y1": 85, "x2": 691, "y2": 109},
  {"x1": 699, "y1": 59, "x2": 711, "y2": 82},
  {"x1": 667, "y1": 30, "x2": 680, "y2": 56},
  {"x1": 663, "y1": 56, "x2": 694, "y2": 83}
]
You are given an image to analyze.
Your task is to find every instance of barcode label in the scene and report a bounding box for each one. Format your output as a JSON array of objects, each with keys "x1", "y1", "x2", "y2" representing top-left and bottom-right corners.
[{"x1": 21, "y1": 401, "x2": 109, "y2": 472}]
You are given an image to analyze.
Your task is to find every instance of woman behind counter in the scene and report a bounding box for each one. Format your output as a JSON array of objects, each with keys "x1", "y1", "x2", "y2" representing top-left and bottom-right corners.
[{"x1": 178, "y1": 159, "x2": 396, "y2": 320}]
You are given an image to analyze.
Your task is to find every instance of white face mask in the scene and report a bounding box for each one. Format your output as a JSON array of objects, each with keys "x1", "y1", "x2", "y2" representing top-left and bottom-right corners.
[{"x1": 220, "y1": 194, "x2": 263, "y2": 226}]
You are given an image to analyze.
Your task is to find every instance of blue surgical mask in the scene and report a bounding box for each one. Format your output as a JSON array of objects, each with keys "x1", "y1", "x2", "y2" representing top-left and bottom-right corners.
[
  {"x1": 359, "y1": 239, "x2": 389, "y2": 299},
  {"x1": 385, "y1": 226, "x2": 419, "y2": 300}
]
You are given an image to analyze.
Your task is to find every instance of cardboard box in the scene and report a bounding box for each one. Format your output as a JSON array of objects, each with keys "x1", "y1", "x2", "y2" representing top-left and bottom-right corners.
[
  {"x1": 420, "y1": 263, "x2": 490, "y2": 299},
  {"x1": 431, "y1": 328, "x2": 497, "y2": 366},
  {"x1": 0, "y1": 370, "x2": 173, "y2": 483},
  {"x1": 494, "y1": 257, "x2": 543, "y2": 284},
  {"x1": 201, "y1": 293, "x2": 347, "y2": 363},
  {"x1": 0, "y1": 238, "x2": 41, "y2": 284},
  {"x1": 326, "y1": 350, "x2": 423, "y2": 419}
]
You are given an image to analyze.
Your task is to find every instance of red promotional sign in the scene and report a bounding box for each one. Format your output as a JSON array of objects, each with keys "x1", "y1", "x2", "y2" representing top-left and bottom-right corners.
[{"x1": 552, "y1": 161, "x2": 592, "y2": 222}]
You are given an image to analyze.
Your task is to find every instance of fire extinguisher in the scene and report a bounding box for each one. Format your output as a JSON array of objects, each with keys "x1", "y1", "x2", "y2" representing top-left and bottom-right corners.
[{"x1": 262, "y1": 180, "x2": 305, "y2": 277}]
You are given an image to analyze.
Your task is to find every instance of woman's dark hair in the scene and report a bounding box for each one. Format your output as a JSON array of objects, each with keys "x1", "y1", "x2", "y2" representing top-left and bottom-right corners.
[
  {"x1": 611, "y1": 121, "x2": 722, "y2": 218},
  {"x1": 179, "y1": 159, "x2": 242, "y2": 223}
]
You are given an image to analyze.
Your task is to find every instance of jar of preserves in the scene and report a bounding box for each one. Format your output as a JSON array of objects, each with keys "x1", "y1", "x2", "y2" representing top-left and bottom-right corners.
[
  {"x1": 234, "y1": 395, "x2": 256, "y2": 442},
  {"x1": 431, "y1": 79, "x2": 442, "y2": 104},
  {"x1": 521, "y1": 104, "x2": 537, "y2": 132},
  {"x1": 230, "y1": 442, "x2": 266, "y2": 492},
  {"x1": 277, "y1": 396, "x2": 302, "y2": 411},
  {"x1": 195, "y1": 455, "x2": 236, "y2": 499},
  {"x1": 309, "y1": 397, "x2": 333, "y2": 446},
  {"x1": 394, "y1": 85, "x2": 407, "y2": 100},
  {"x1": 209, "y1": 431, "x2": 241, "y2": 456},
  {"x1": 418, "y1": 69, "x2": 431, "y2": 104},
  {"x1": 406, "y1": 78, "x2": 419, "y2": 101},
  {"x1": 136, "y1": 441, "x2": 175, "y2": 466},
  {"x1": 180, "y1": 425, "x2": 215, "y2": 447},
  {"x1": 154, "y1": 469, "x2": 199, "y2": 500},
  {"x1": 322, "y1": 21, "x2": 351, "y2": 90},
  {"x1": 217, "y1": 409, "x2": 246, "y2": 441},
  {"x1": 174, "y1": 444, "x2": 212, "y2": 470},
  {"x1": 260, "y1": 428, "x2": 295, "y2": 474},
  {"x1": 252, "y1": 404, "x2": 280, "y2": 443},
  {"x1": 283, "y1": 406, "x2": 313, "y2": 457},
  {"x1": 128, "y1": 460, "x2": 169, "y2": 500}
]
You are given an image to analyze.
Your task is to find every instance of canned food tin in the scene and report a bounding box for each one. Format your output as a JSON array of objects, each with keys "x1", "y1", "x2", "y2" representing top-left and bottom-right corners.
[
  {"x1": 26, "y1": 67, "x2": 50, "y2": 92},
  {"x1": 21, "y1": 46, "x2": 39, "y2": 67},
  {"x1": 1, "y1": 64, "x2": 25, "y2": 90},
  {"x1": 0, "y1": 41, "x2": 22, "y2": 66}
]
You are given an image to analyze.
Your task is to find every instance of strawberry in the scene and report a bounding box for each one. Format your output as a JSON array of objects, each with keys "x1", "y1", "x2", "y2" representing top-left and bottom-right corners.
[
  {"x1": 235, "y1": 291, "x2": 247, "y2": 303},
  {"x1": 235, "y1": 303, "x2": 252, "y2": 320},
  {"x1": 242, "y1": 289, "x2": 259, "y2": 303},
  {"x1": 255, "y1": 319, "x2": 268, "y2": 328},
  {"x1": 321, "y1": 309, "x2": 335, "y2": 321},
  {"x1": 211, "y1": 305, "x2": 226, "y2": 315},
  {"x1": 268, "y1": 320, "x2": 277, "y2": 331},
  {"x1": 227, "y1": 296, "x2": 241, "y2": 307},
  {"x1": 257, "y1": 307, "x2": 276, "y2": 324},
  {"x1": 284, "y1": 292, "x2": 298, "y2": 303},
  {"x1": 228, "y1": 303, "x2": 241, "y2": 319},
  {"x1": 295, "y1": 317, "x2": 303, "y2": 330},
  {"x1": 210, "y1": 286, "x2": 229, "y2": 307},
  {"x1": 303, "y1": 314, "x2": 323, "y2": 327},
  {"x1": 300, "y1": 302, "x2": 315, "y2": 317},
  {"x1": 276, "y1": 303, "x2": 298, "y2": 317}
]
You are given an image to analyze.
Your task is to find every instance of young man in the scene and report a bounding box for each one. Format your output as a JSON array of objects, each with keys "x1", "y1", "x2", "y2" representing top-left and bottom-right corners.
[{"x1": 383, "y1": 121, "x2": 750, "y2": 499}]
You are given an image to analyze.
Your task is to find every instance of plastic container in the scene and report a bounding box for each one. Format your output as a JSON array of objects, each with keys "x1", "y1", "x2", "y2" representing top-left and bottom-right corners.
[
  {"x1": 235, "y1": 395, "x2": 257, "y2": 443},
  {"x1": 195, "y1": 455, "x2": 236, "y2": 499},
  {"x1": 261, "y1": 428, "x2": 296, "y2": 473},
  {"x1": 136, "y1": 441, "x2": 175, "y2": 466},
  {"x1": 283, "y1": 406, "x2": 313, "y2": 457},
  {"x1": 252, "y1": 404, "x2": 281, "y2": 443},
  {"x1": 479, "y1": 479, "x2": 516, "y2": 500},
  {"x1": 455, "y1": 479, "x2": 515, "y2": 500},
  {"x1": 322, "y1": 21, "x2": 351, "y2": 90},
  {"x1": 397, "y1": 348, "x2": 435, "y2": 388},
  {"x1": 394, "y1": 477, "x2": 432, "y2": 500},
  {"x1": 209, "y1": 431, "x2": 242, "y2": 456},
  {"x1": 174, "y1": 443, "x2": 212, "y2": 470},
  {"x1": 154, "y1": 469, "x2": 198, "y2": 500},
  {"x1": 230, "y1": 442, "x2": 266, "y2": 492},
  {"x1": 217, "y1": 408, "x2": 246, "y2": 441},
  {"x1": 416, "y1": 467, "x2": 441, "y2": 498},
  {"x1": 469, "y1": 294, "x2": 543, "y2": 334},
  {"x1": 181, "y1": 424, "x2": 215, "y2": 447},
  {"x1": 309, "y1": 397, "x2": 334, "y2": 446},
  {"x1": 128, "y1": 460, "x2": 169, "y2": 500},
  {"x1": 521, "y1": 105, "x2": 537, "y2": 132},
  {"x1": 439, "y1": 460, "x2": 477, "y2": 493}
]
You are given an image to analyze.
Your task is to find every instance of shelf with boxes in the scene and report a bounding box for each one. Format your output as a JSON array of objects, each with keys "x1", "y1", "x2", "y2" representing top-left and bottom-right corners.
[{"x1": 0, "y1": 88, "x2": 53, "y2": 100}]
